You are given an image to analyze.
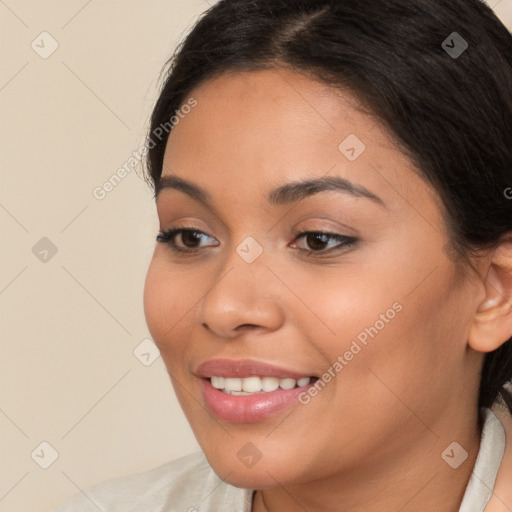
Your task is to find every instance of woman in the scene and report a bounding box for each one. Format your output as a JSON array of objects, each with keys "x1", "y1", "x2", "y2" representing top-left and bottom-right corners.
[{"x1": 53, "y1": 0, "x2": 512, "y2": 510}]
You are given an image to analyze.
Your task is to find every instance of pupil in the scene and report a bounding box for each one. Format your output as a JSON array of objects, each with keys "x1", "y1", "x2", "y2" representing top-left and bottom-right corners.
[
  {"x1": 307, "y1": 233, "x2": 327, "y2": 251},
  {"x1": 183, "y1": 231, "x2": 201, "y2": 247}
]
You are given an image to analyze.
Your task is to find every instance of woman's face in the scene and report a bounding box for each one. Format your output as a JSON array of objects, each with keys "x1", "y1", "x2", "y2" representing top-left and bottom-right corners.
[{"x1": 143, "y1": 68, "x2": 483, "y2": 488}]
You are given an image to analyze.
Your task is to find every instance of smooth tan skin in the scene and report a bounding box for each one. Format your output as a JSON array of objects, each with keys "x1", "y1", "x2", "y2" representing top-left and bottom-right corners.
[{"x1": 143, "y1": 68, "x2": 512, "y2": 512}]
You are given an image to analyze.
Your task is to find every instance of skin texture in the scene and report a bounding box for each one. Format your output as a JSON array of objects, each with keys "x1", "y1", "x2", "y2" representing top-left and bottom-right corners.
[{"x1": 143, "y1": 68, "x2": 512, "y2": 512}]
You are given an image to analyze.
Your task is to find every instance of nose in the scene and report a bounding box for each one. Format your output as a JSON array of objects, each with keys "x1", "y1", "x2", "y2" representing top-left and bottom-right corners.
[{"x1": 196, "y1": 251, "x2": 285, "y2": 339}]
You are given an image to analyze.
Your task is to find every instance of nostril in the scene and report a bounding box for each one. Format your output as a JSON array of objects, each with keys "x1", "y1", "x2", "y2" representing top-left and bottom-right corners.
[{"x1": 238, "y1": 324, "x2": 258, "y2": 329}]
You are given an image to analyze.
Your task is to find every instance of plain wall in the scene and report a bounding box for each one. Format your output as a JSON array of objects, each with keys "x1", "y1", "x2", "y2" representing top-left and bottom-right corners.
[{"x1": 1, "y1": 1, "x2": 511, "y2": 511}]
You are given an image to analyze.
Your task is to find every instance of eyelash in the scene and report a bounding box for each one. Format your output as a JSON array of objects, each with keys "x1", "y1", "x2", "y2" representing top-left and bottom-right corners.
[{"x1": 155, "y1": 227, "x2": 358, "y2": 257}]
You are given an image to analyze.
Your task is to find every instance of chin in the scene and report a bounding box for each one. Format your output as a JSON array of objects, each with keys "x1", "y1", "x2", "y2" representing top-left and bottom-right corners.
[
  {"x1": 209, "y1": 461, "x2": 287, "y2": 490},
  {"x1": 202, "y1": 445, "x2": 302, "y2": 488}
]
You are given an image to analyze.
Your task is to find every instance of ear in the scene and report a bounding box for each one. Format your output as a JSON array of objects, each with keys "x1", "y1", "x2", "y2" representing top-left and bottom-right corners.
[{"x1": 468, "y1": 239, "x2": 512, "y2": 353}]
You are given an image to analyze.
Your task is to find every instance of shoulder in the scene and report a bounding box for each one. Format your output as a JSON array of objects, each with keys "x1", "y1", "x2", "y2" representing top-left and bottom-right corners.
[{"x1": 51, "y1": 451, "x2": 251, "y2": 512}]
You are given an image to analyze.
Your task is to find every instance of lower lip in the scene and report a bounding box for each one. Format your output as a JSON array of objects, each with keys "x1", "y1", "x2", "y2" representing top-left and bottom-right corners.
[{"x1": 200, "y1": 378, "x2": 316, "y2": 423}]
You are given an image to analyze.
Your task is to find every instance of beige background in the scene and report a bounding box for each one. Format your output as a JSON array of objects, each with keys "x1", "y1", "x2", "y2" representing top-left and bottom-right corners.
[{"x1": 0, "y1": 1, "x2": 511, "y2": 511}]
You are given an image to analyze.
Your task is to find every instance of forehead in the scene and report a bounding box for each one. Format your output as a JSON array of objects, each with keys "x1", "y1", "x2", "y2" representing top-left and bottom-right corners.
[
  {"x1": 160, "y1": 68, "x2": 440, "y2": 217},
  {"x1": 166, "y1": 68, "x2": 376, "y2": 155}
]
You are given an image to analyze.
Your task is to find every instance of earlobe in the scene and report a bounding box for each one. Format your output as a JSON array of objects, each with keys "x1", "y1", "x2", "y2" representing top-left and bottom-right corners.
[{"x1": 468, "y1": 239, "x2": 512, "y2": 353}]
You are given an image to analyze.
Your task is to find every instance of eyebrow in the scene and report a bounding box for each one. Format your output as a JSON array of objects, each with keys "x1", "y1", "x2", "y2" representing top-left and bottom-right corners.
[{"x1": 154, "y1": 174, "x2": 386, "y2": 208}]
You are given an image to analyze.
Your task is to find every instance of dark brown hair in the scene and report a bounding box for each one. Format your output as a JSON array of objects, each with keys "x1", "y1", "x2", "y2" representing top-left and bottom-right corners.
[{"x1": 143, "y1": 0, "x2": 512, "y2": 413}]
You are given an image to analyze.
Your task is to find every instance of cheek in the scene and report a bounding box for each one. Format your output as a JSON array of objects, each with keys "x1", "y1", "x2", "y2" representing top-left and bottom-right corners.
[
  {"x1": 296, "y1": 264, "x2": 403, "y2": 352},
  {"x1": 333, "y1": 267, "x2": 464, "y2": 421},
  {"x1": 143, "y1": 257, "x2": 198, "y2": 359},
  {"x1": 303, "y1": 250, "x2": 457, "y2": 397}
]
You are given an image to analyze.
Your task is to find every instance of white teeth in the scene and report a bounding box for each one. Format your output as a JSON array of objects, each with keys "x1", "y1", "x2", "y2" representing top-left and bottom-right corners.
[
  {"x1": 224, "y1": 377, "x2": 242, "y2": 391},
  {"x1": 210, "y1": 375, "x2": 313, "y2": 394},
  {"x1": 261, "y1": 377, "x2": 280, "y2": 392},
  {"x1": 211, "y1": 376, "x2": 225, "y2": 389},
  {"x1": 279, "y1": 378, "x2": 296, "y2": 390},
  {"x1": 242, "y1": 376, "x2": 262, "y2": 392}
]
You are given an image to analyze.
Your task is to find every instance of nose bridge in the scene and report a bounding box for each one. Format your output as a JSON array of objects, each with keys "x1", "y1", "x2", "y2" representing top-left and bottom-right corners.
[{"x1": 197, "y1": 233, "x2": 284, "y2": 337}]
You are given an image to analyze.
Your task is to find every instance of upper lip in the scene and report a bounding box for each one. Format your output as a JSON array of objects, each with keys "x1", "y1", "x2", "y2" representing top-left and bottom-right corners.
[{"x1": 195, "y1": 359, "x2": 315, "y2": 379}]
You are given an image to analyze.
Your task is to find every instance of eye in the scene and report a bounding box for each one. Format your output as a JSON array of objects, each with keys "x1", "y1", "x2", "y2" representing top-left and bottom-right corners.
[
  {"x1": 291, "y1": 230, "x2": 358, "y2": 255},
  {"x1": 156, "y1": 228, "x2": 218, "y2": 254},
  {"x1": 156, "y1": 227, "x2": 358, "y2": 256}
]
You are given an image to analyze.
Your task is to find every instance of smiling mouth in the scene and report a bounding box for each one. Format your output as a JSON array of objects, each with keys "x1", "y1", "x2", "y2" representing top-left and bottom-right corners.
[{"x1": 209, "y1": 375, "x2": 319, "y2": 395}]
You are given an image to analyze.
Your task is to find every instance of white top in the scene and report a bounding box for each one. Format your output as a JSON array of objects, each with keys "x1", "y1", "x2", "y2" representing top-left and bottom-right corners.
[
  {"x1": 51, "y1": 407, "x2": 506, "y2": 512},
  {"x1": 459, "y1": 408, "x2": 506, "y2": 511}
]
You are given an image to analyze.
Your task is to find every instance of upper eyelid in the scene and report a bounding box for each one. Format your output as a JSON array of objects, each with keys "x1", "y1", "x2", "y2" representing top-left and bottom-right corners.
[
  {"x1": 162, "y1": 225, "x2": 351, "y2": 237},
  {"x1": 159, "y1": 211, "x2": 360, "y2": 237},
  {"x1": 161, "y1": 227, "x2": 356, "y2": 246},
  {"x1": 158, "y1": 228, "x2": 357, "y2": 259},
  {"x1": 155, "y1": 179, "x2": 388, "y2": 237}
]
